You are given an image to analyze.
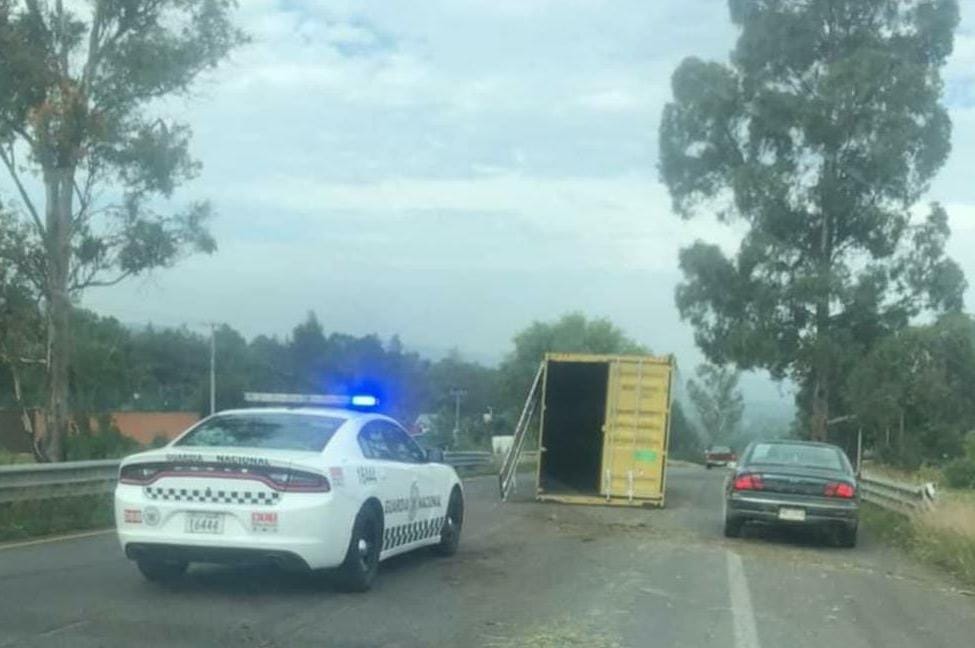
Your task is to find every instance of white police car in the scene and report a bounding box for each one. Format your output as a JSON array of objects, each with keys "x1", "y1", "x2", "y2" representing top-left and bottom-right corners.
[{"x1": 115, "y1": 394, "x2": 463, "y2": 591}]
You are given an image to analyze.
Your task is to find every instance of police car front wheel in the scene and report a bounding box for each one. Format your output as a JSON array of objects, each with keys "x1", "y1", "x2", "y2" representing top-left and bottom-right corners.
[{"x1": 335, "y1": 505, "x2": 382, "y2": 592}]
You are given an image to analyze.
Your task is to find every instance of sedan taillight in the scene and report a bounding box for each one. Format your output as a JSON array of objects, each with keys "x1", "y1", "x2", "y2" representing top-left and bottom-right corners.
[
  {"x1": 733, "y1": 474, "x2": 764, "y2": 491},
  {"x1": 825, "y1": 482, "x2": 855, "y2": 498}
]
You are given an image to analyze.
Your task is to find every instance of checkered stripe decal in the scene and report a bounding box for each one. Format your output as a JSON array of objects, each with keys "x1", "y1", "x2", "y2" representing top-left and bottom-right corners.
[
  {"x1": 144, "y1": 486, "x2": 281, "y2": 506},
  {"x1": 383, "y1": 517, "x2": 444, "y2": 551}
]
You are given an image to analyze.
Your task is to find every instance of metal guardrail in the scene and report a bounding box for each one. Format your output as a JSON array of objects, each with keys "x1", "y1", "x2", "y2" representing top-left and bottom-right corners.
[
  {"x1": 860, "y1": 472, "x2": 937, "y2": 513},
  {"x1": 442, "y1": 451, "x2": 492, "y2": 468},
  {"x1": 0, "y1": 452, "x2": 497, "y2": 502},
  {"x1": 0, "y1": 460, "x2": 120, "y2": 503}
]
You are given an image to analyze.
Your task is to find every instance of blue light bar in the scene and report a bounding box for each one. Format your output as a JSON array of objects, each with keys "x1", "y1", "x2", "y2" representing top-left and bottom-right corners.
[
  {"x1": 350, "y1": 395, "x2": 379, "y2": 408},
  {"x1": 243, "y1": 392, "x2": 380, "y2": 410}
]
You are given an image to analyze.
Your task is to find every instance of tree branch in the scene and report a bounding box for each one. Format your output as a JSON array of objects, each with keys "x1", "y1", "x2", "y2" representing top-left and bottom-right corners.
[
  {"x1": 70, "y1": 268, "x2": 136, "y2": 292},
  {"x1": 0, "y1": 144, "x2": 45, "y2": 235},
  {"x1": 1, "y1": 118, "x2": 38, "y2": 150},
  {"x1": 71, "y1": 166, "x2": 98, "y2": 227},
  {"x1": 81, "y1": 0, "x2": 104, "y2": 95},
  {"x1": 55, "y1": 0, "x2": 70, "y2": 76}
]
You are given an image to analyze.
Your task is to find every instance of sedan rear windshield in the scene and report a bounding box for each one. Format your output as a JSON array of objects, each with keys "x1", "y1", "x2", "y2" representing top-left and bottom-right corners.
[
  {"x1": 747, "y1": 443, "x2": 845, "y2": 471},
  {"x1": 175, "y1": 413, "x2": 346, "y2": 452}
]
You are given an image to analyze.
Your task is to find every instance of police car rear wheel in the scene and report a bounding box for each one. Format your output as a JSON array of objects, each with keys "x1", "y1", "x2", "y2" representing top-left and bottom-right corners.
[
  {"x1": 336, "y1": 506, "x2": 381, "y2": 592},
  {"x1": 136, "y1": 558, "x2": 188, "y2": 583},
  {"x1": 433, "y1": 489, "x2": 463, "y2": 557}
]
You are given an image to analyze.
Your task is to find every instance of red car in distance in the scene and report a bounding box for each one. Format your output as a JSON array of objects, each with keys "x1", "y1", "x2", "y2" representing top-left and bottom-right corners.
[{"x1": 705, "y1": 445, "x2": 736, "y2": 469}]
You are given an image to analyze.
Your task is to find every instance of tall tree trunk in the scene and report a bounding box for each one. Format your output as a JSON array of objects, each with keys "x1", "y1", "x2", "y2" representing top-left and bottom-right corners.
[
  {"x1": 810, "y1": 173, "x2": 834, "y2": 442},
  {"x1": 810, "y1": 260, "x2": 832, "y2": 441},
  {"x1": 810, "y1": 366, "x2": 829, "y2": 441},
  {"x1": 42, "y1": 169, "x2": 74, "y2": 462}
]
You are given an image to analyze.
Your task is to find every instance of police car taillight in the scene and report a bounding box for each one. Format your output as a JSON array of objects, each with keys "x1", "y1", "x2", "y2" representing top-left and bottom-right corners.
[
  {"x1": 266, "y1": 469, "x2": 330, "y2": 493},
  {"x1": 119, "y1": 463, "x2": 163, "y2": 485}
]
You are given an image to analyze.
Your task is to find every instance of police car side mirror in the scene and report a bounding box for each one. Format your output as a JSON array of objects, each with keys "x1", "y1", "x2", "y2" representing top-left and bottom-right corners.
[{"x1": 426, "y1": 447, "x2": 445, "y2": 463}]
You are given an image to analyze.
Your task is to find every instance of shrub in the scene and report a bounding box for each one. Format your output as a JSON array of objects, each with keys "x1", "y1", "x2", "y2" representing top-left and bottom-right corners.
[
  {"x1": 0, "y1": 448, "x2": 33, "y2": 465},
  {"x1": 0, "y1": 494, "x2": 113, "y2": 542},
  {"x1": 964, "y1": 431, "x2": 975, "y2": 462},
  {"x1": 148, "y1": 433, "x2": 171, "y2": 449},
  {"x1": 943, "y1": 458, "x2": 975, "y2": 489},
  {"x1": 64, "y1": 414, "x2": 140, "y2": 460}
]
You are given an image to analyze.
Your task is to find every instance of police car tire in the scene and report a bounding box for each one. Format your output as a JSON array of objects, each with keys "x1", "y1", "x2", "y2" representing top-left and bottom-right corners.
[
  {"x1": 335, "y1": 505, "x2": 382, "y2": 592},
  {"x1": 136, "y1": 558, "x2": 188, "y2": 583},
  {"x1": 433, "y1": 488, "x2": 463, "y2": 557}
]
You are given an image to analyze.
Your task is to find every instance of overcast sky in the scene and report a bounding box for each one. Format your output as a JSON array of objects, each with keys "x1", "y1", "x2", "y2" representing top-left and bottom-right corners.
[{"x1": 80, "y1": 0, "x2": 975, "y2": 404}]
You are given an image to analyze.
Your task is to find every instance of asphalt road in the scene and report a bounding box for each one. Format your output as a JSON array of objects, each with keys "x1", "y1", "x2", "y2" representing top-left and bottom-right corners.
[{"x1": 1, "y1": 465, "x2": 974, "y2": 648}]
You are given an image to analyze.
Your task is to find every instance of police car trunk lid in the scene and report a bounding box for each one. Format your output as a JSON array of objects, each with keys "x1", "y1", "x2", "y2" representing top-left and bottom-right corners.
[{"x1": 126, "y1": 448, "x2": 323, "y2": 507}]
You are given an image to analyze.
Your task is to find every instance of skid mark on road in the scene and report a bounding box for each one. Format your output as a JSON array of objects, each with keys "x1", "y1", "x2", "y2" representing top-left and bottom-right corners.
[{"x1": 726, "y1": 550, "x2": 761, "y2": 648}]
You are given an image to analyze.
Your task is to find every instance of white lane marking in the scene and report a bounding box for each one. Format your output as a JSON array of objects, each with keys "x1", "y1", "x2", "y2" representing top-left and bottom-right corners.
[
  {"x1": 726, "y1": 550, "x2": 761, "y2": 648},
  {"x1": 0, "y1": 528, "x2": 113, "y2": 551}
]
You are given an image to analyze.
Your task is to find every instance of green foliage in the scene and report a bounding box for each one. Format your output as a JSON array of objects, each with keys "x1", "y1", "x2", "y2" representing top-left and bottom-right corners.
[
  {"x1": 70, "y1": 311, "x2": 137, "y2": 412},
  {"x1": 863, "y1": 501, "x2": 975, "y2": 588},
  {"x1": 659, "y1": 0, "x2": 965, "y2": 438},
  {"x1": 0, "y1": 1, "x2": 247, "y2": 459},
  {"x1": 943, "y1": 458, "x2": 975, "y2": 490},
  {"x1": 847, "y1": 314, "x2": 975, "y2": 467},
  {"x1": 0, "y1": 494, "x2": 113, "y2": 542},
  {"x1": 148, "y1": 433, "x2": 171, "y2": 449},
  {"x1": 942, "y1": 432, "x2": 975, "y2": 489},
  {"x1": 686, "y1": 364, "x2": 744, "y2": 444},
  {"x1": 1, "y1": 307, "x2": 663, "y2": 453},
  {"x1": 499, "y1": 313, "x2": 648, "y2": 413},
  {"x1": 964, "y1": 432, "x2": 975, "y2": 462},
  {"x1": 64, "y1": 414, "x2": 140, "y2": 461},
  {"x1": 0, "y1": 211, "x2": 44, "y2": 412},
  {"x1": 0, "y1": 447, "x2": 32, "y2": 465}
]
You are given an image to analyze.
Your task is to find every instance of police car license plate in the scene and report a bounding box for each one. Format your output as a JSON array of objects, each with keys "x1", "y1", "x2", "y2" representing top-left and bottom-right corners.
[
  {"x1": 186, "y1": 512, "x2": 224, "y2": 534},
  {"x1": 778, "y1": 507, "x2": 806, "y2": 522}
]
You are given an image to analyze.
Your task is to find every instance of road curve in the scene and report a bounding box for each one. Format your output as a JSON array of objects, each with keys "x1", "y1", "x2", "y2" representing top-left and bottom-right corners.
[{"x1": 1, "y1": 466, "x2": 973, "y2": 647}]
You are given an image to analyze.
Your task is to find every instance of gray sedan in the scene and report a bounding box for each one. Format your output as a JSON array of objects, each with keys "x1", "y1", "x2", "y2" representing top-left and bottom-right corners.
[{"x1": 724, "y1": 440, "x2": 860, "y2": 547}]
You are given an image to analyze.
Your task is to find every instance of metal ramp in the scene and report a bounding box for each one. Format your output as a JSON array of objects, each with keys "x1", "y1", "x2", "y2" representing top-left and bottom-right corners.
[{"x1": 498, "y1": 362, "x2": 544, "y2": 501}]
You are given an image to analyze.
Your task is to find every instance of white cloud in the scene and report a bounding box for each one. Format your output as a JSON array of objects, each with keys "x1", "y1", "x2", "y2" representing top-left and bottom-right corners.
[
  {"x1": 211, "y1": 172, "x2": 742, "y2": 272},
  {"x1": 576, "y1": 89, "x2": 645, "y2": 113},
  {"x1": 70, "y1": 0, "x2": 975, "y2": 405}
]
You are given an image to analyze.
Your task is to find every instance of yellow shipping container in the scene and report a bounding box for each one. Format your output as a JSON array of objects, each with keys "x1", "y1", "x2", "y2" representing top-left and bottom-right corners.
[{"x1": 535, "y1": 353, "x2": 674, "y2": 507}]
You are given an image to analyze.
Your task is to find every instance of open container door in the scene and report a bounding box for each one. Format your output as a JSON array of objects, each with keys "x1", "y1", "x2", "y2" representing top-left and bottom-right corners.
[
  {"x1": 599, "y1": 356, "x2": 673, "y2": 506},
  {"x1": 535, "y1": 355, "x2": 610, "y2": 501}
]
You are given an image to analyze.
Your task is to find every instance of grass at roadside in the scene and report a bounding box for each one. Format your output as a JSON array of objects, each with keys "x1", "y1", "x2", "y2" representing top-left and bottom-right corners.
[
  {"x1": 862, "y1": 461, "x2": 943, "y2": 485},
  {"x1": 862, "y1": 501, "x2": 975, "y2": 589},
  {"x1": 0, "y1": 450, "x2": 35, "y2": 466},
  {"x1": 0, "y1": 494, "x2": 113, "y2": 543}
]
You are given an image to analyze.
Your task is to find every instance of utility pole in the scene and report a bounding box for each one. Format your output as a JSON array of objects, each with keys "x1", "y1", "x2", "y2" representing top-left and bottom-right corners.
[
  {"x1": 449, "y1": 388, "x2": 466, "y2": 445},
  {"x1": 206, "y1": 322, "x2": 217, "y2": 415}
]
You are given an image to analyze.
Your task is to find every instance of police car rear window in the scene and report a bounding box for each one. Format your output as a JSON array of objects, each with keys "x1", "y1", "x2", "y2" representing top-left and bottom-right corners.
[{"x1": 176, "y1": 413, "x2": 345, "y2": 451}]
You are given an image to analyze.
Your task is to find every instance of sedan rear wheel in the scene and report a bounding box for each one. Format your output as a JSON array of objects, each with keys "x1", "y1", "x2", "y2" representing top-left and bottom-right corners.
[
  {"x1": 837, "y1": 524, "x2": 858, "y2": 548},
  {"x1": 723, "y1": 515, "x2": 743, "y2": 538}
]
